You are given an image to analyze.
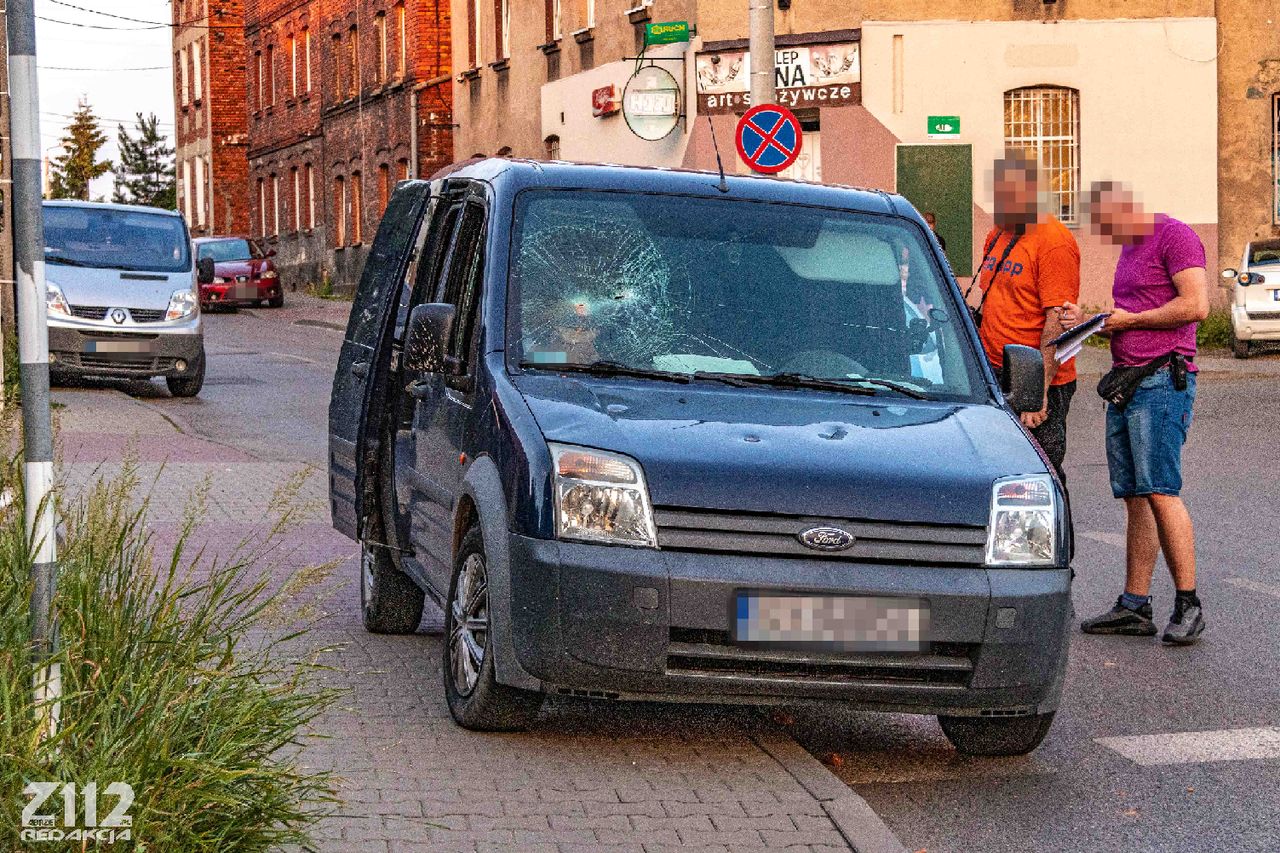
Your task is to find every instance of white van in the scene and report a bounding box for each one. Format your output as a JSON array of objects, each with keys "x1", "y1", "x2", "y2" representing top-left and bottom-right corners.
[
  {"x1": 43, "y1": 201, "x2": 209, "y2": 396},
  {"x1": 1224, "y1": 238, "x2": 1280, "y2": 359}
]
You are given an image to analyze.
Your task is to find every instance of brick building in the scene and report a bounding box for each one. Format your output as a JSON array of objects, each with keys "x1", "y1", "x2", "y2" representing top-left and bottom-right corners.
[
  {"x1": 173, "y1": 0, "x2": 452, "y2": 292},
  {"x1": 174, "y1": 0, "x2": 250, "y2": 237},
  {"x1": 243, "y1": 0, "x2": 453, "y2": 290}
]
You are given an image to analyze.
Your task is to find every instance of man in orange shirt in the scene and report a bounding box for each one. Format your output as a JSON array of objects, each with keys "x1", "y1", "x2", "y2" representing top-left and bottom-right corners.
[{"x1": 973, "y1": 149, "x2": 1081, "y2": 481}]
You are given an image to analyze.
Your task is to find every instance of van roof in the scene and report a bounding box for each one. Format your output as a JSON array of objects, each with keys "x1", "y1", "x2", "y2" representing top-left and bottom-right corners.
[
  {"x1": 43, "y1": 199, "x2": 184, "y2": 218},
  {"x1": 432, "y1": 157, "x2": 913, "y2": 218}
]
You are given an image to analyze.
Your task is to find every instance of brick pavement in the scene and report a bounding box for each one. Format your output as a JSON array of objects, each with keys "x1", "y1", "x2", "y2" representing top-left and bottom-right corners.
[{"x1": 47, "y1": 385, "x2": 879, "y2": 852}]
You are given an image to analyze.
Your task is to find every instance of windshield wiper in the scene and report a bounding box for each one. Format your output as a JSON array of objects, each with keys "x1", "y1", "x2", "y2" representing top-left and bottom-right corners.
[
  {"x1": 844, "y1": 376, "x2": 929, "y2": 400},
  {"x1": 692, "y1": 371, "x2": 877, "y2": 396},
  {"x1": 521, "y1": 359, "x2": 692, "y2": 384},
  {"x1": 44, "y1": 256, "x2": 95, "y2": 268}
]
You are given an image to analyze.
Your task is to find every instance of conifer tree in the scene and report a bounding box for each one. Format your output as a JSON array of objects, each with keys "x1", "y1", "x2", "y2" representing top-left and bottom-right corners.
[
  {"x1": 112, "y1": 112, "x2": 177, "y2": 209},
  {"x1": 47, "y1": 99, "x2": 111, "y2": 201}
]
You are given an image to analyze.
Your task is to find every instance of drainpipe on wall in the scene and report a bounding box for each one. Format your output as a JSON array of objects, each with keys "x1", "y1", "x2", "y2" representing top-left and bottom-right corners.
[{"x1": 409, "y1": 86, "x2": 418, "y2": 179}]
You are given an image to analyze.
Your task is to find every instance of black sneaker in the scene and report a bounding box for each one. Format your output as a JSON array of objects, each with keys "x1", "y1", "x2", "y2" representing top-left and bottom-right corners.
[
  {"x1": 1080, "y1": 596, "x2": 1157, "y2": 636},
  {"x1": 1162, "y1": 598, "x2": 1205, "y2": 645}
]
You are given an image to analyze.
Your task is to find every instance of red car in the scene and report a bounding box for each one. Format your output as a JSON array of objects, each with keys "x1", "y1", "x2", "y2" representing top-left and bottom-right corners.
[{"x1": 193, "y1": 236, "x2": 284, "y2": 308}]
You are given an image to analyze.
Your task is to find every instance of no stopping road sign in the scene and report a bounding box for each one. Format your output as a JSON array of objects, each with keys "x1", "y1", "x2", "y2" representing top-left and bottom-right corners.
[{"x1": 735, "y1": 104, "x2": 802, "y2": 174}]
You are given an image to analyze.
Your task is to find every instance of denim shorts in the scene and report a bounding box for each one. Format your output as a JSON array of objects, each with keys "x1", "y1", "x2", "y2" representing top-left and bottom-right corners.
[{"x1": 1105, "y1": 368, "x2": 1197, "y2": 498}]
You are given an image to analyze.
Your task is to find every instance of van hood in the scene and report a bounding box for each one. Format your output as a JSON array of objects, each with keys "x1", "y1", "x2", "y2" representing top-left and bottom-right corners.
[
  {"x1": 45, "y1": 264, "x2": 192, "y2": 311},
  {"x1": 513, "y1": 374, "x2": 1045, "y2": 527}
]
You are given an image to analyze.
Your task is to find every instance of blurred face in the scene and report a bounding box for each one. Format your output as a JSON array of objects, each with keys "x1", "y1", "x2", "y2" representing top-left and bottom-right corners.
[
  {"x1": 993, "y1": 162, "x2": 1040, "y2": 230},
  {"x1": 1090, "y1": 187, "x2": 1153, "y2": 246}
]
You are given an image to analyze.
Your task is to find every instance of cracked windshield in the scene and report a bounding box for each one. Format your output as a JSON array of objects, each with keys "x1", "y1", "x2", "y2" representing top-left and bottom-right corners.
[{"x1": 513, "y1": 190, "x2": 978, "y2": 398}]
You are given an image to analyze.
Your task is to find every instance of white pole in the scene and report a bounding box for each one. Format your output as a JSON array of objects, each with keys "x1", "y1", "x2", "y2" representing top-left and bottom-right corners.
[{"x1": 748, "y1": 0, "x2": 775, "y2": 107}]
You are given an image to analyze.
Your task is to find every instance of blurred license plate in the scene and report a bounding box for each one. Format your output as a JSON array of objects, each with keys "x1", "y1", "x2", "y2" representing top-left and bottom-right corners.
[
  {"x1": 82, "y1": 340, "x2": 156, "y2": 354},
  {"x1": 232, "y1": 284, "x2": 258, "y2": 299},
  {"x1": 734, "y1": 594, "x2": 929, "y2": 652}
]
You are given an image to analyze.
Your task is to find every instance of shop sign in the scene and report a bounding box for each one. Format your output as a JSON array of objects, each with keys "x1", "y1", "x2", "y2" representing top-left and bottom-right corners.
[
  {"x1": 592, "y1": 84, "x2": 621, "y2": 117},
  {"x1": 695, "y1": 42, "x2": 861, "y2": 115},
  {"x1": 645, "y1": 21, "x2": 690, "y2": 46},
  {"x1": 623, "y1": 66, "x2": 681, "y2": 141},
  {"x1": 928, "y1": 115, "x2": 961, "y2": 138}
]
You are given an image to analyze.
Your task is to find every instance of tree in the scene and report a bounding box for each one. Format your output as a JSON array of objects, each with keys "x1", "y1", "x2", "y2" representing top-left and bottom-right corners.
[
  {"x1": 112, "y1": 113, "x2": 177, "y2": 209},
  {"x1": 47, "y1": 99, "x2": 111, "y2": 201}
]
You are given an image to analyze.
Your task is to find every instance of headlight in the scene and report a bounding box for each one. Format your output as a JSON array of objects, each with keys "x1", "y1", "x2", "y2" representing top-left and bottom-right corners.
[
  {"x1": 165, "y1": 288, "x2": 198, "y2": 320},
  {"x1": 212, "y1": 276, "x2": 228, "y2": 284},
  {"x1": 985, "y1": 474, "x2": 1057, "y2": 566},
  {"x1": 46, "y1": 281, "x2": 71, "y2": 316},
  {"x1": 550, "y1": 442, "x2": 657, "y2": 548}
]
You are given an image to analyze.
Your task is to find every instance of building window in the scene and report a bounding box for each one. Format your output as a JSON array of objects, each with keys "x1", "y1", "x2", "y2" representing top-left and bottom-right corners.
[
  {"x1": 332, "y1": 33, "x2": 343, "y2": 98},
  {"x1": 545, "y1": 135, "x2": 560, "y2": 159},
  {"x1": 266, "y1": 44, "x2": 276, "y2": 106},
  {"x1": 1004, "y1": 86, "x2": 1081, "y2": 225},
  {"x1": 396, "y1": 4, "x2": 407, "y2": 77},
  {"x1": 192, "y1": 39, "x2": 203, "y2": 101},
  {"x1": 469, "y1": 0, "x2": 481, "y2": 68},
  {"x1": 378, "y1": 163, "x2": 391, "y2": 213},
  {"x1": 1273, "y1": 94, "x2": 1280, "y2": 224},
  {"x1": 182, "y1": 159, "x2": 193, "y2": 223},
  {"x1": 348, "y1": 25, "x2": 359, "y2": 97},
  {"x1": 180, "y1": 48, "x2": 190, "y2": 106},
  {"x1": 305, "y1": 163, "x2": 316, "y2": 229},
  {"x1": 585, "y1": 0, "x2": 595, "y2": 29},
  {"x1": 334, "y1": 176, "x2": 347, "y2": 245},
  {"x1": 255, "y1": 50, "x2": 264, "y2": 110},
  {"x1": 545, "y1": 0, "x2": 561, "y2": 42},
  {"x1": 495, "y1": 0, "x2": 510, "y2": 59},
  {"x1": 351, "y1": 171, "x2": 363, "y2": 244},
  {"x1": 258, "y1": 177, "x2": 267, "y2": 237},
  {"x1": 374, "y1": 13, "x2": 387, "y2": 84},
  {"x1": 289, "y1": 35, "x2": 298, "y2": 97},
  {"x1": 291, "y1": 167, "x2": 301, "y2": 232},
  {"x1": 195, "y1": 156, "x2": 206, "y2": 226},
  {"x1": 304, "y1": 29, "x2": 313, "y2": 92},
  {"x1": 398, "y1": 158, "x2": 410, "y2": 181},
  {"x1": 272, "y1": 174, "x2": 281, "y2": 236}
]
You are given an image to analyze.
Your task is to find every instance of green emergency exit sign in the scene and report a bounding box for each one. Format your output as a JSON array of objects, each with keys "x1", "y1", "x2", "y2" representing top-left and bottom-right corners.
[
  {"x1": 927, "y1": 116, "x2": 961, "y2": 137},
  {"x1": 645, "y1": 21, "x2": 690, "y2": 46}
]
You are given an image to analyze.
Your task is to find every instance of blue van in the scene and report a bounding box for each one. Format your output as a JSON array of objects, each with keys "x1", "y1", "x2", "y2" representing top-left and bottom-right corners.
[{"x1": 328, "y1": 159, "x2": 1072, "y2": 755}]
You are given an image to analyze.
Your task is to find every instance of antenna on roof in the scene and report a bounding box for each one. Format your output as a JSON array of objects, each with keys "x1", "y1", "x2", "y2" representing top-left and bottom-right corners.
[{"x1": 705, "y1": 113, "x2": 730, "y2": 193}]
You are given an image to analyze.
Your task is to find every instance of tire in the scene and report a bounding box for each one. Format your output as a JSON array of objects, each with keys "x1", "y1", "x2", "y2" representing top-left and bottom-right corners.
[
  {"x1": 938, "y1": 712, "x2": 1056, "y2": 756},
  {"x1": 165, "y1": 352, "x2": 206, "y2": 397},
  {"x1": 1232, "y1": 332, "x2": 1251, "y2": 359},
  {"x1": 360, "y1": 538, "x2": 425, "y2": 634},
  {"x1": 268, "y1": 293, "x2": 284, "y2": 308},
  {"x1": 443, "y1": 527, "x2": 543, "y2": 731}
]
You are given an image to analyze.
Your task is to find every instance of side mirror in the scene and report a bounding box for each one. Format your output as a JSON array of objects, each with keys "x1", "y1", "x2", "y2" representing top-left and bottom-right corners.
[
  {"x1": 197, "y1": 257, "x2": 216, "y2": 285},
  {"x1": 404, "y1": 303, "x2": 456, "y2": 373},
  {"x1": 1001, "y1": 344, "x2": 1045, "y2": 414},
  {"x1": 1221, "y1": 268, "x2": 1238, "y2": 280}
]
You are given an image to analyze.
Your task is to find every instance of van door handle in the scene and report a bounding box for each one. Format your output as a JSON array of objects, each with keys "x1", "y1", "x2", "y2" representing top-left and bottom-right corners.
[
  {"x1": 406, "y1": 379, "x2": 432, "y2": 400},
  {"x1": 351, "y1": 361, "x2": 369, "y2": 379}
]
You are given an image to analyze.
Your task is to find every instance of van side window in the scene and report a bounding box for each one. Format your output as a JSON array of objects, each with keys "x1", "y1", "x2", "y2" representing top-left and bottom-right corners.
[
  {"x1": 437, "y1": 202, "x2": 487, "y2": 376},
  {"x1": 393, "y1": 198, "x2": 438, "y2": 341}
]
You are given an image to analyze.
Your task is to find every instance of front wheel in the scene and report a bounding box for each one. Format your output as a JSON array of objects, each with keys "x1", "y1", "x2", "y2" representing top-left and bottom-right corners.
[
  {"x1": 938, "y1": 712, "x2": 1055, "y2": 756},
  {"x1": 443, "y1": 527, "x2": 543, "y2": 731},
  {"x1": 267, "y1": 293, "x2": 284, "y2": 308},
  {"x1": 1232, "y1": 331, "x2": 1251, "y2": 359},
  {"x1": 165, "y1": 352, "x2": 206, "y2": 397}
]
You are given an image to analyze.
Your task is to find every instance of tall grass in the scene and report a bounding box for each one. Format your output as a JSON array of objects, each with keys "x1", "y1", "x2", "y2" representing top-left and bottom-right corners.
[{"x1": 0, "y1": 455, "x2": 339, "y2": 851}]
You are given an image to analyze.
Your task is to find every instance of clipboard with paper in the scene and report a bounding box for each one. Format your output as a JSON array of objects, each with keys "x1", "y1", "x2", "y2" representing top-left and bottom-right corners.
[{"x1": 1049, "y1": 313, "x2": 1110, "y2": 364}]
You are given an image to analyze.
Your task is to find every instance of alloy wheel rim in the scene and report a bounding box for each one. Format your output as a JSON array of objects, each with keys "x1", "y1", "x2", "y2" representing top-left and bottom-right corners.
[{"x1": 449, "y1": 552, "x2": 489, "y2": 697}]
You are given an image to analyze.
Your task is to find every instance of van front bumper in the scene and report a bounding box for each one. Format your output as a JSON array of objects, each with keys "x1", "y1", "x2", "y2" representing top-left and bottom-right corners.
[
  {"x1": 507, "y1": 533, "x2": 1072, "y2": 716},
  {"x1": 47, "y1": 315, "x2": 204, "y2": 380}
]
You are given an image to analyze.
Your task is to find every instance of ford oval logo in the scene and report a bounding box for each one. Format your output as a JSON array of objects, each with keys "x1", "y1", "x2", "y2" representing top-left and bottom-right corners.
[{"x1": 798, "y1": 526, "x2": 856, "y2": 552}]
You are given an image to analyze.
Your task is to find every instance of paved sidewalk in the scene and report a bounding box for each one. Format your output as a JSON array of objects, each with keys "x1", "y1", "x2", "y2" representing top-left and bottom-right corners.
[{"x1": 48, "y1": 386, "x2": 896, "y2": 853}]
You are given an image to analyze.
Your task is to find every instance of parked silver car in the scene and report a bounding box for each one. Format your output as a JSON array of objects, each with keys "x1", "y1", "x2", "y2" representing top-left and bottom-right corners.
[{"x1": 44, "y1": 201, "x2": 208, "y2": 397}]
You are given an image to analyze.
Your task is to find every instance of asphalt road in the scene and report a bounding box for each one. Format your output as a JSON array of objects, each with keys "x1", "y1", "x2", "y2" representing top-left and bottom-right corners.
[{"x1": 90, "y1": 301, "x2": 1280, "y2": 852}]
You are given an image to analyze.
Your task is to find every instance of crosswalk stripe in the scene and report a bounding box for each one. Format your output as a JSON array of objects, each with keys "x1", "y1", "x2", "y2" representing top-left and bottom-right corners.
[
  {"x1": 1097, "y1": 727, "x2": 1280, "y2": 766},
  {"x1": 1225, "y1": 576, "x2": 1280, "y2": 599}
]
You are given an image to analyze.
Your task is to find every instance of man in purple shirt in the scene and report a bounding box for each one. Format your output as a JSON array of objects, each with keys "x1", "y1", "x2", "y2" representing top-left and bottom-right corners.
[{"x1": 1062, "y1": 182, "x2": 1210, "y2": 645}]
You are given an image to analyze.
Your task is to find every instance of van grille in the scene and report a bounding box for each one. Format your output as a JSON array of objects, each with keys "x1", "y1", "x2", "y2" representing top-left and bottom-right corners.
[
  {"x1": 70, "y1": 305, "x2": 166, "y2": 323},
  {"x1": 654, "y1": 507, "x2": 987, "y2": 566},
  {"x1": 666, "y1": 627, "x2": 975, "y2": 688},
  {"x1": 1246, "y1": 310, "x2": 1280, "y2": 321}
]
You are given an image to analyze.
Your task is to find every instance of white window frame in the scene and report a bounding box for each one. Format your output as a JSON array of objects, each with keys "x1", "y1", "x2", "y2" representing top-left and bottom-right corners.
[
  {"x1": 397, "y1": 4, "x2": 407, "y2": 76},
  {"x1": 180, "y1": 47, "x2": 190, "y2": 106},
  {"x1": 304, "y1": 29, "x2": 313, "y2": 92},
  {"x1": 1004, "y1": 85, "x2": 1081, "y2": 225},
  {"x1": 586, "y1": 0, "x2": 595, "y2": 29},
  {"x1": 192, "y1": 39, "x2": 203, "y2": 101},
  {"x1": 182, "y1": 159, "x2": 193, "y2": 223},
  {"x1": 258, "y1": 178, "x2": 267, "y2": 237},
  {"x1": 375, "y1": 13, "x2": 387, "y2": 83},
  {"x1": 272, "y1": 174, "x2": 281, "y2": 236},
  {"x1": 306, "y1": 164, "x2": 316, "y2": 229},
  {"x1": 256, "y1": 51, "x2": 265, "y2": 109},
  {"x1": 552, "y1": 0, "x2": 562, "y2": 40},
  {"x1": 292, "y1": 167, "x2": 301, "y2": 232},
  {"x1": 290, "y1": 35, "x2": 298, "y2": 97},
  {"x1": 194, "y1": 156, "x2": 206, "y2": 226},
  {"x1": 472, "y1": 0, "x2": 483, "y2": 67},
  {"x1": 1273, "y1": 93, "x2": 1280, "y2": 225},
  {"x1": 267, "y1": 44, "x2": 276, "y2": 106},
  {"x1": 501, "y1": 0, "x2": 511, "y2": 58}
]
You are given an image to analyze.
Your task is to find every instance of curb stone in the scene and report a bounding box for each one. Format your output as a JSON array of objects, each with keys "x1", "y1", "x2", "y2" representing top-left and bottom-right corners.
[{"x1": 751, "y1": 727, "x2": 910, "y2": 853}]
